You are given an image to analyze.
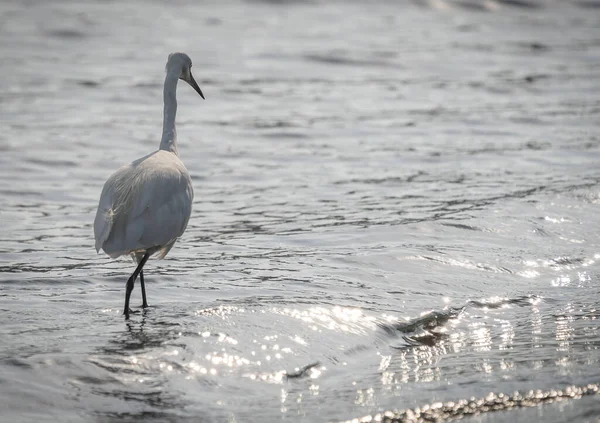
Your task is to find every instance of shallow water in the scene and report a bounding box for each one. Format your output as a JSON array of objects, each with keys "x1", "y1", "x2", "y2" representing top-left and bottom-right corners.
[{"x1": 1, "y1": 0, "x2": 600, "y2": 422}]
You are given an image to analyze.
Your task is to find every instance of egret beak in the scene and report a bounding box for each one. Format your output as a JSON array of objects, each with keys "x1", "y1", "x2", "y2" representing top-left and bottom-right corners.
[{"x1": 187, "y1": 72, "x2": 205, "y2": 99}]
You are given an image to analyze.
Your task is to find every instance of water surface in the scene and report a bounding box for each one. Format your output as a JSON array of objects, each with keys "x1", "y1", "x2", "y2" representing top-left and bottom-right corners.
[{"x1": 1, "y1": 0, "x2": 599, "y2": 421}]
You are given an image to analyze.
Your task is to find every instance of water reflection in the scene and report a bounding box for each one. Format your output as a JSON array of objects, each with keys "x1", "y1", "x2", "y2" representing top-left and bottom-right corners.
[
  {"x1": 86, "y1": 322, "x2": 191, "y2": 422},
  {"x1": 367, "y1": 294, "x2": 600, "y2": 411},
  {"x1": 555, "y1": 303, "x2": 575, "y2": 353}
]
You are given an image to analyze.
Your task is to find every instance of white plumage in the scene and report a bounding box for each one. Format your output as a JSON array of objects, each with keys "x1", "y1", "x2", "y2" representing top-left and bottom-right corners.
[
  {"x1": 94, "y1": 150, "x2": 193, "y2": 259},
  {"x1": 94, "y1": 52, "x2": 204, "y2": 317}
]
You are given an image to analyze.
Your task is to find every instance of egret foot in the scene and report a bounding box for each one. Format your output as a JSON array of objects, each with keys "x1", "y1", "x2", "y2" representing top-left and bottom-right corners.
[{"x1": 123, "y1": 308, "x2": 140, "y2": 318}]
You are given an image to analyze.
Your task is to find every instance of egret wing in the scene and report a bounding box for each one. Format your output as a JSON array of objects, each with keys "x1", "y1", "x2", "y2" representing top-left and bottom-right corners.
[
  {"x1": 94, "y1": 182, "x2": 115, "y2": 253},
  {"x1": 94, "y1": 151, "x2": 193, "y2": 258},
  {"x1": 127, "y1": 166, "x2": 193, "y2": 252}
]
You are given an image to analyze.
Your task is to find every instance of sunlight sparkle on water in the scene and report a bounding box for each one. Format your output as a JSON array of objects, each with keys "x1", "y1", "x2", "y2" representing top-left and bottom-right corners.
[
  {"x1": 272, "y1": 306, "x2": 375, "y2": 334},
  {"x1": 545, "y1": 216, "x2": 567, "y2": 223},
  {"x1": 519, "y1": 269, "x2": 540, "y2": 278},
  {"x1": 552, "y1": 275, "x2": 571, "y2": 287}
]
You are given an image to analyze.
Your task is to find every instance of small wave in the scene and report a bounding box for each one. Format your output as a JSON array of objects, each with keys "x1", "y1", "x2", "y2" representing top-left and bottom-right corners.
[
  {"x1": 378, "y1": 307, "x2": 464, "y2": 335},
  {"x1": 452, "y1": 1, "x2": 497, "y2": 12},
  {"x1": 418, "y1": 255, "x2": 515, "y2": 274},
  {"x1": 378, "y1": 295, "x2": 542, "y2": 347},
  {"x1": 24, "y1": 157, "x2": 78, "y2": 168},
  {"x1": 44, "y1": 29, "x2": 87, "y2": 39},
  {"x1": 577, "y1": 1, "x2": 600, "y2": 8},
  {"x1": 496, "y1": 0, "x2": 542, "y2": 8},
  {"x1": 342, "y1": 383, "x2": 599, "y2": 423},
  {"x1": 440, "y1": 222, "x2": 481, "y2": 231},
  {"x1": 467, "y1": 294, "x2": 542, "y2": 308},
  {"x1": 303, "y1": 54, "x2": 399, "y2": 69},
  {"x1": 285, "y1": 361, "x2": 321, "y2": 379},
  {"x1": 245, "y1": 0, "x2": 314, "y2": 4},
  {"x1": 74, "y1": 80, "x2": 101, "y2": 88},
  {"x1": 334, "y1": 172, "x2": 426, "y2": 186},
  {"x1": 416, "y1": 0, "x2": 545, "y2": 11}
]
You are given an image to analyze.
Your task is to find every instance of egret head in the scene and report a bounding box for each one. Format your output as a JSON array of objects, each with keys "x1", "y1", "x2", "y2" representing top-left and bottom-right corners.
[{"x1": 166, "y1": 52, "x2": 205, "y2": 99}]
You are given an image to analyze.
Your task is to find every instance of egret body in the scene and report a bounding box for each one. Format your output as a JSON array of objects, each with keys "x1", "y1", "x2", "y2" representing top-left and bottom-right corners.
[{"x1": 94, "y1": 53, "x2": 204, "y2": 318}]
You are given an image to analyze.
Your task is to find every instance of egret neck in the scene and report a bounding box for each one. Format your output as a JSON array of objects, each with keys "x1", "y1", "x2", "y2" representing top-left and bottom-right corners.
[{"x1": 159, "y1": 70, "x2": 180, "y2": 155}]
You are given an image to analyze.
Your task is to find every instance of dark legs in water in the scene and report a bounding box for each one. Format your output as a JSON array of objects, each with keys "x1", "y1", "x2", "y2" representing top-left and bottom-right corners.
[
  {"x1": 124, "y1": 252, "x2": 150, "y2": 318},
  {"x1": 140, "y1": 269, "x2": 148, "y2": 308}
]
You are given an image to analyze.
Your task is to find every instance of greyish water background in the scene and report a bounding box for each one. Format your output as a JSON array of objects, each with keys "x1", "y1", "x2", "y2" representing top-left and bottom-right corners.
[{"x1": 1, "y1": 0, "x2": 599, "y2": 422}]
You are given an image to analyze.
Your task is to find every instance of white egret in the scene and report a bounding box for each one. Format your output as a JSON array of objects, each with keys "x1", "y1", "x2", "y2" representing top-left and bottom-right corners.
[{"x1": 94, "y1": 52, "x2": 204, "y2": 318}]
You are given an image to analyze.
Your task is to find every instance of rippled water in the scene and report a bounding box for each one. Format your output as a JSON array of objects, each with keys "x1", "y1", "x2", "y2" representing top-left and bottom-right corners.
[{"x1": 1, "y1": 0, "x2": 600, "y2": 422}]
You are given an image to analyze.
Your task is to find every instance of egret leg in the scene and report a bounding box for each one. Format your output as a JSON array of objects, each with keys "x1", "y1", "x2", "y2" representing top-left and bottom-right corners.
[
  {"x1": 140, "y1": 270, "x2": 148, "y2": 308},
  {"x1": 124, "y1": 253, "x2": 150, "y2": 318}
]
